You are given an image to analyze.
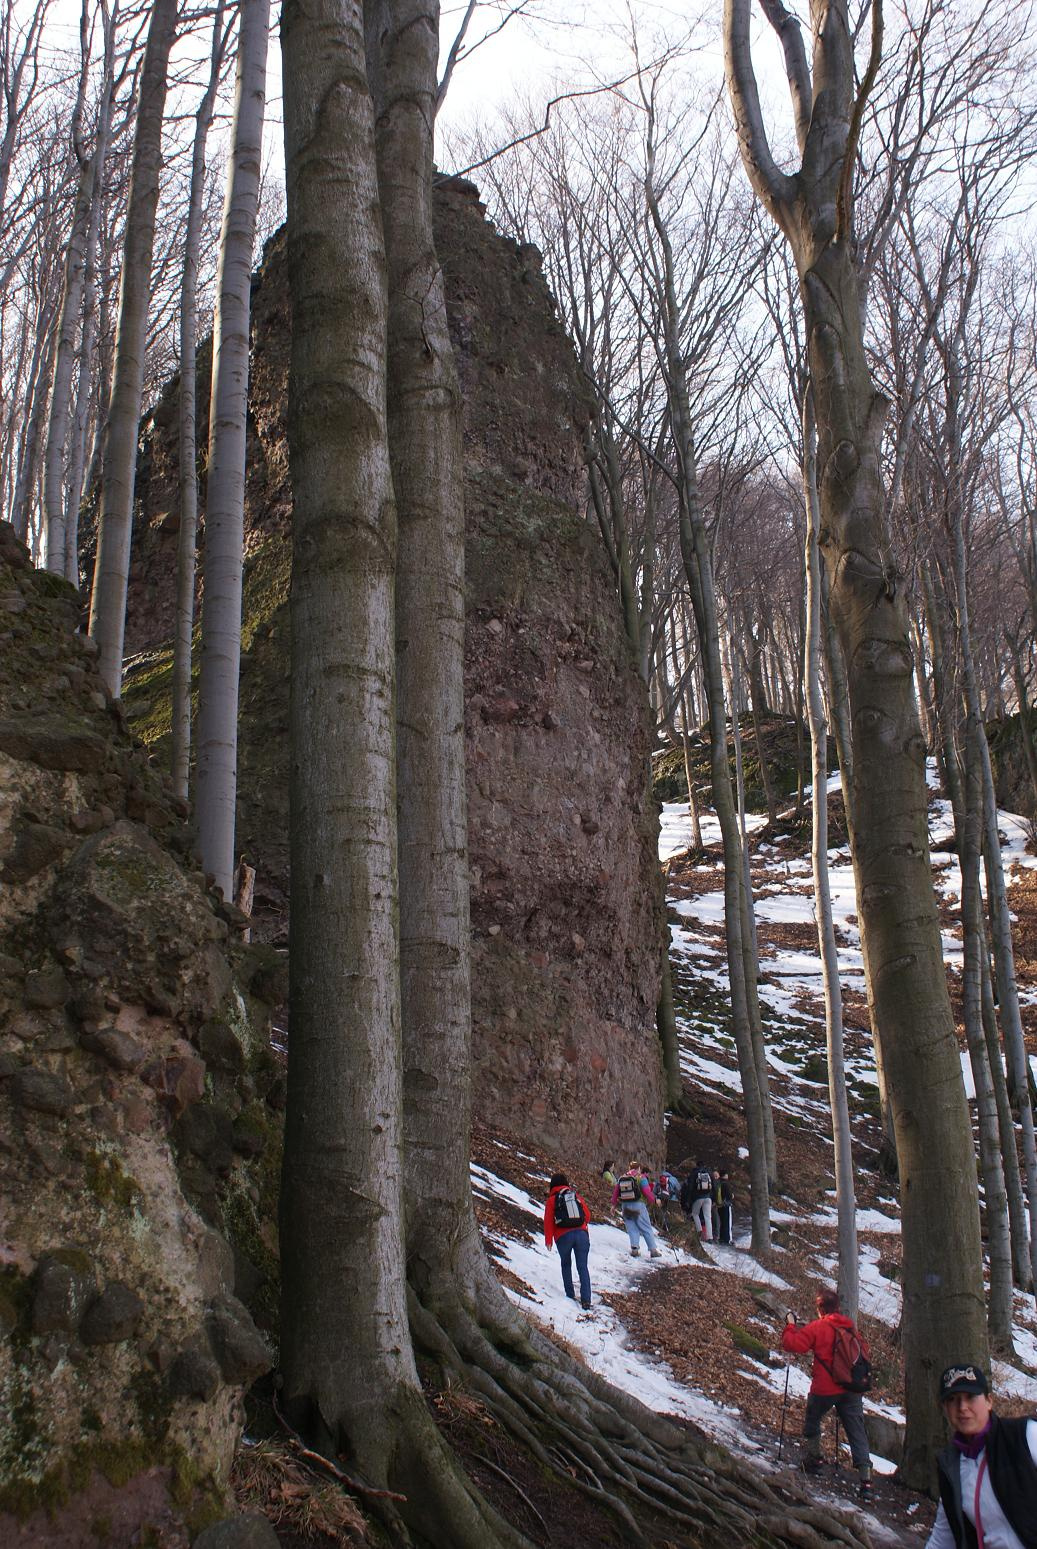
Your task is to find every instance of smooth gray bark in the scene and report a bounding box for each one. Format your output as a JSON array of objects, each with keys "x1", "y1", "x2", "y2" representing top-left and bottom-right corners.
[
  {"x1": 804, "y1": 396, "x2": 858, "y2": 1322},
  {"x1": 195, "y1": 0, "x2": 270, "y2": 897},
  {"x1": 87, "y1": 0, "x2": 178, "y2": 695},
  {"x1": 171, "y1": 2, "x2": 228, "y2": 804}
]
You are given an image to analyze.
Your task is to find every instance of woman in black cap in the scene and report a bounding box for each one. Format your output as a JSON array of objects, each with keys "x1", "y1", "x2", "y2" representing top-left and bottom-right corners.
[{"x1": 927, "y1": 1362, "x2": 1037, "y2": 1547}]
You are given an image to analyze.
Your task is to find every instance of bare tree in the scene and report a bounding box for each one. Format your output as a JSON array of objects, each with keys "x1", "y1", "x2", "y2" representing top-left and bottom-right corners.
[
  {"x1": 724, "y1": 0, "x2": 986, "y2": 1482},
  {"x1": 88, "y1": 0, "x2": 179, "y2": 694},
  {"x1": 195, "y1": 0, "x2": 271, "y2": 900},
  {"x1": 171, "y1": 0, "x2": 231, "y2": 804}
]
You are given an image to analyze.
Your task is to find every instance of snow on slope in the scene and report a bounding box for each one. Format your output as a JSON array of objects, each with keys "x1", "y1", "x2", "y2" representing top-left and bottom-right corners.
[{"x1": 472, "y1": 762, "x2": 1037, "y2": 1494}]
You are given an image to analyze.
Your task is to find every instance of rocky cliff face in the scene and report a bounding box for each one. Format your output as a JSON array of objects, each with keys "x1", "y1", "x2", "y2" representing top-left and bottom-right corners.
[
  {"x1": 0, "y1": 524, "x2": 281, "y2": 1545},
  {"x1": 123, "y1": 179, "x2": 665, "y2": 1167}
]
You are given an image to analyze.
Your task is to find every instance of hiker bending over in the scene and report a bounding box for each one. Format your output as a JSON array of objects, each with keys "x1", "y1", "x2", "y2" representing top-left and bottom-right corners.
[
  {"x1": 612, "y1": 1163, "x2": 661, "y2": 1259},
  {"x1": 781, "y1": 1288, "x2": 873, "y2": 1502},
  {"x1": 926, "y1": 1362, "x2": 1037, "y2": 1548},
  {"x1": 544, "y1": 1173, "x2": 592, "y2": 1310}
]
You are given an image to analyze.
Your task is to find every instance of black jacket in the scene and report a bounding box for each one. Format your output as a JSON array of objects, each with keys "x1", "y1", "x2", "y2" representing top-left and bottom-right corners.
[{"x1": 936, "y1": 1414, "x2": 1037, "y2": 1549}]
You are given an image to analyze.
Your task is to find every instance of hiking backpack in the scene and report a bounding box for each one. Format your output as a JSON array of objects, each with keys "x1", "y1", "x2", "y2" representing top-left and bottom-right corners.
[
  {"x1": 616, "y1": 1174, "x2": 640, "y2": 1204},
  {"x1": 553, "y1": 1187, "x2": 587, "y2": 1230},
  {"x1": 817, "y1": 1326, "x2": 872, "y2": 1394},
  {"x1": 695, "y1": 1169, "x2": 713, "y2": 1195}
]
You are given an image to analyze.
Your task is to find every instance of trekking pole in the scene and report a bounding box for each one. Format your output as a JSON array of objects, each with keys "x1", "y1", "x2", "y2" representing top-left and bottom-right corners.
[{"x1": 776, "y1": 1363, "x2": 791, "y2": 1461}]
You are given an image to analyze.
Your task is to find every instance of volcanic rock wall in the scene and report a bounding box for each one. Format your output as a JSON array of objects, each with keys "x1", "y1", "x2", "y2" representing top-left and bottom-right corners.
[
  {"x1": 0, "y1": 524, "x2": 282, "y2": 1545},
  {"x1": 122, "y1": 177, "x2": 665, "y2": 1168}
]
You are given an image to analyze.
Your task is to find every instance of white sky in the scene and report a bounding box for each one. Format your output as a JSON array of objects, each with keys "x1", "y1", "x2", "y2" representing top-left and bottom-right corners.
[{"x1": 37, "y1": 0, "x2": 792, "y2": 200}]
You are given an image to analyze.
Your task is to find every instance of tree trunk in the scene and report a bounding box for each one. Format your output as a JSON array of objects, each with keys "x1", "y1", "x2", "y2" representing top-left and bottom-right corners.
[
  {"x1": 803, "y1": 395, "x2": 858, "y2": 1322},
  {"x1": 724, "y1": 0, "x2": 986, "y2": 1484},
  {"x1": 171, "y1": 2, "x2": 228, "y2": 805},
  {"x1": 959, "y1": 725, "x2": 1014, "y2": 1351},
  {"x1": 1007, "y1": 636, "x2": 1037, "y2": 814},
  {"x1": 43, "y1": 7, "x2": 114, "y2": 578},
  {"x1": 980, "y1": 947, "x2": 1032, "y2": 1289},
  {"x1": 195, "y1": 0, "x2": 270, "y2": 898},
  {"x1": 87, "y1": 0, "x2": 178, "y2": 695}
]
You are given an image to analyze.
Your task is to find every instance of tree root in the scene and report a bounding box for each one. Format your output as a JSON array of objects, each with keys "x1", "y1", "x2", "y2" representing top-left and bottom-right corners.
[{"x1": 408, "y1": 1282, "x2": 876, "y2": 1549}]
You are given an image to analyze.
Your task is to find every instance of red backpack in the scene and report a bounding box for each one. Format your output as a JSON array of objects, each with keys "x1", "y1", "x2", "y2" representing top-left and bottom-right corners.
[{"x1": 816, "y1": 1325, "x2": 873, "y2": 1394}]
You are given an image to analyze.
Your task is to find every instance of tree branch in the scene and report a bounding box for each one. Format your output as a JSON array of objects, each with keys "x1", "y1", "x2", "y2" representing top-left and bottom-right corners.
[
  {"x1": 758, "y1": 0, "x2": 811, "y2": 152},
  {"x1": 723, "y1": 0, "x2": 798, "y2": 227},
  {"x1": 836, "y1": 0, "x2": 884, "y2": 244}
]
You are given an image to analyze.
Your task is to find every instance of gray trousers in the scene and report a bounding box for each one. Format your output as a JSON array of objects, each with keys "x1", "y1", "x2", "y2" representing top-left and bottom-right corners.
[{"x1": 803, "y1": 1391, "x2": 871, "y2": 1474}]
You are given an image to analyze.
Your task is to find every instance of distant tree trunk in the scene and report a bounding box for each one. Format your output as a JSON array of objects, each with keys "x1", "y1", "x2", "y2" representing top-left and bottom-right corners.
[
  {"x1": 980, "y1": 948, "x2": 1032, "y2": 1289},
  {"x1": 88, "y1": 0, "x2": 178, "y2": 695},
  {"x1": 746, "y1": 628, "x2": 777, "y2": 823},
  {"x1": 725, "y1": 0, "x2": 986, "y2": 1485},
  {"x1": 959, "y1": 725, "x2": 1014, "y2": 1351},
  {"x1": 195, "y1": 0, "x2": 269, "y2": 897},
  {"x1": 679, "y1": 609, "x2": 704, "y2": 847},
  {"x1": 171, "y1": 2, "x2": 228, "y2": 804},
  {"x1": 10, "y1": 292, "x2": 58, "y2": 544},
  {"x1": 804, "y1": 395, "x2": 858, "y2": 1321},
  {"x1": 1006, "y1": 632, "x2": 1037, "y2": 815},
  {"x1": 43, "y1": 0, "x2": 114, "y2": 578},
  {"x1": 65, "y1": 177, "x2": 106, "y2": 582},
  {"x1": 726, "y1": 624, "x2": 777, "y2": 1187},
  {"x1": 678, "y1": 484, "x2": 772, "y2": 1252}
]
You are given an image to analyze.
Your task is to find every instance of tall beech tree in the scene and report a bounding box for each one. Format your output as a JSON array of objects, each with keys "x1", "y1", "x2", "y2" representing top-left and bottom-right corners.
[
  {"x1": 279, "y1": 3, "x2": 877, "y2": 1543},
  {"x1": 195, "y1": 0, "x2": 270, "y2": 900},
  {"x1": 724, "y1": 0, "x2": 987, "y2": 1486},
  {"x1": 88, "y1": 0, "x2": 178, "y2": 695}
]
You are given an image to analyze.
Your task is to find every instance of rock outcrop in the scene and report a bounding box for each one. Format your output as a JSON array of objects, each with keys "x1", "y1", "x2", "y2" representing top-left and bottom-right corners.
[
  {"x1": 122, "y1": 179, "x2": 666, "y2": 1166},
  {"x1": 0, "y1": 523, "x2": 281, "y2": 1546}
]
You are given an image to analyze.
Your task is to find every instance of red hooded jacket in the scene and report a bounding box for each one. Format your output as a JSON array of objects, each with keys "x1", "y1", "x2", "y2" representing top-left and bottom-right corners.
[
  {"x1": 781, "y1": 1312, "x2": 869, "y2": 1398},
  {"x1": 544, "y1": 1184, "x2": 590, "y2": 1248}
]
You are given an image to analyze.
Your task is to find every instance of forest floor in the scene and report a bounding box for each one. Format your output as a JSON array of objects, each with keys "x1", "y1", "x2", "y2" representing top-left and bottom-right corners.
[{"x1": 236, "y1": 765, "x2": 1037, "y2": 1546}]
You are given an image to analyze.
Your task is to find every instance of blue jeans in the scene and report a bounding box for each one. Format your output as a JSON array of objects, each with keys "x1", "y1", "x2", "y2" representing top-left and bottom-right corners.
[
  {"x1": 556, "y1": 1229, "x2": 591, "y2": 1306},
  {"x1": 621, "y1": 1201, "x2": 658, "y2": 1254}
]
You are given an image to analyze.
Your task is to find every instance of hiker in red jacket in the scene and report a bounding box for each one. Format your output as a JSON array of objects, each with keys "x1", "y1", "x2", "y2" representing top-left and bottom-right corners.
[
  {"x1": 544, "y1": 1173, "x2": 592, "y2": 1309},
  {"x1": 781, "y1": 1288, "x2": 873, "y2": 1502}
]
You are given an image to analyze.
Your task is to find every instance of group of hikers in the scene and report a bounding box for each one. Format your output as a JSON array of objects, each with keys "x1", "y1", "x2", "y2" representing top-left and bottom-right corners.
[
  {"x1": 542, "y1": 1159, "x2": 734, "y2": 1307},
  {"x1": 542, "y1": 1171, "x2": 1037, "y2": 1541},
  {"x1": 600, "y1": 1158, "x2": 735, "y2": 1244}
]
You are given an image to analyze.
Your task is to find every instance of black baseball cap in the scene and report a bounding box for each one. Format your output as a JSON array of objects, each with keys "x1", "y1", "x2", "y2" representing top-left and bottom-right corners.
[{"x1": 939, "y1": 1364, "x2": 989, "y2": 1400}]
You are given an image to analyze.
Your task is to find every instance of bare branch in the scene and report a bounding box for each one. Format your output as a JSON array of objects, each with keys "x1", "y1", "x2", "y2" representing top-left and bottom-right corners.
[
  {"x1": 758, "y1": 0, "x2": 811, "y2": 152},
  {"x1": 836, "y1": 0, "x2": 883, "y2": 244},
  {"x1": 723, "y1": 0, "x2": 797, "y2": 227}
]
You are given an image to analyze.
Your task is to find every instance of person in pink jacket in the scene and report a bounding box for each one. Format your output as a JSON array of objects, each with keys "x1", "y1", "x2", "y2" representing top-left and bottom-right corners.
[
  {"x1": 544, "y1": 1173, "x2": 592, "y2": 1309},
  {"x1": 611, "y1": 1162, "x2": 661, "y2": 1258}
]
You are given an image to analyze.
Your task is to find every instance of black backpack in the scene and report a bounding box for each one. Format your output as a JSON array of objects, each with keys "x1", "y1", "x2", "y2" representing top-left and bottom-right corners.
[
  {"x1": 816, "y1": 1325, "x2": 873, "y2": 1394},
  {"x1": 616, "y1": 1174, "x2": 640, "y2": 1204},
  {"x1": 553, "y1": 1187, "x2": 587, "y2": 1230}
]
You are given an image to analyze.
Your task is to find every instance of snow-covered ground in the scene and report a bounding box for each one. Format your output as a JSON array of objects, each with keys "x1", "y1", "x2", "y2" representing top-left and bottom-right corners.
[{"x1": 472, "y1": 764, "x2": 1037, "y2": 1515}]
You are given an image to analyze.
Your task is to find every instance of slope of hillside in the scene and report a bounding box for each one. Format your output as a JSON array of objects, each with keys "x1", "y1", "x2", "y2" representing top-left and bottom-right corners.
[{"x1": 462, "y1": 760, "x2": 1037, "y2": 1546}]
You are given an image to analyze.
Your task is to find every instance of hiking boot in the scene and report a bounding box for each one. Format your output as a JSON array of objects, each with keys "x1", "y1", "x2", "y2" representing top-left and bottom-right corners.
[
  {"x1": 802, "y1": 1457, "x2": 823, "y2": 1477},
  {"x1": 629, "y1": 1247, "x2": 640, "y2": 1257},
  {"x1": 581, "y1": 1301, "x2": 592, "y2": 1311},
  {"x1": 649, "y1": 1249, "x2": 662, "y2": 1258},
  {"x1": 858, "y1": 1477, "x2": 872, "y2": 1504}
]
